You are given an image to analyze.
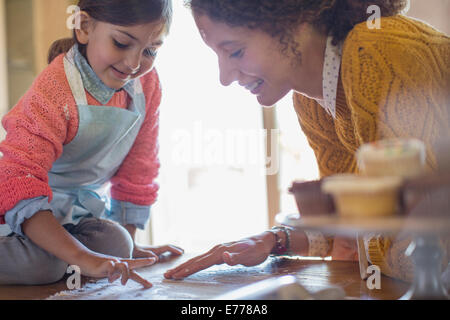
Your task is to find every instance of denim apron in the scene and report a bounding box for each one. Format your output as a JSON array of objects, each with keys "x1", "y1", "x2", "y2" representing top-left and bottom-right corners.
[{"x1": 48, "y1": 46, "x2": 146, "y2": 226}]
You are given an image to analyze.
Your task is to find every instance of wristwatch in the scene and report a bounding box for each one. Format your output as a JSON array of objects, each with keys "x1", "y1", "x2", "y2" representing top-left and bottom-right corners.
[{"x1": 268, "y1": 226, "x2": 291, "y2": 256}]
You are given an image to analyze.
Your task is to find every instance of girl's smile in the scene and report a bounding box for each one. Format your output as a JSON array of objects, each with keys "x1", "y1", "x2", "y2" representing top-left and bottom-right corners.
[{"x1": 111, "y1": 66, "x2": 137, "y2": 81}]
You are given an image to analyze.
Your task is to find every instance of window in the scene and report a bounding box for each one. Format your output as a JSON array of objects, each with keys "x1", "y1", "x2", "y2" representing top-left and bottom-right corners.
[{"x1": 143, "y1": 2, "x2": 271, "y2": 251}]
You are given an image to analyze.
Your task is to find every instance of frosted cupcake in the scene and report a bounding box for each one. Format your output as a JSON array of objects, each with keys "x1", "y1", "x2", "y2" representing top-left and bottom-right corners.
[
  {"x1": 356, "y1": 138, "x2": 426, "y2": 178},
  {"x1": 322, "y1": 174, "x2": 403, "y2": 218}
]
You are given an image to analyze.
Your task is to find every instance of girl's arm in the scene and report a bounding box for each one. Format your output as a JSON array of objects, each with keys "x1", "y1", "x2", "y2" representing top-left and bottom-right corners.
[
  {"x1": 22, "y1": 210, "x2": 156, "y2": 287},
  {"x1": 0, "y1": 56, "x2": 78, "y2": 221}
]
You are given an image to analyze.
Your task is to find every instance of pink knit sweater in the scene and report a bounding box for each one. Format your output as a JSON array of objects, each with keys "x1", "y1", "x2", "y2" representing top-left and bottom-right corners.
[{"x1": 0, "y1": 54, "x2": 161, "y2": 224}]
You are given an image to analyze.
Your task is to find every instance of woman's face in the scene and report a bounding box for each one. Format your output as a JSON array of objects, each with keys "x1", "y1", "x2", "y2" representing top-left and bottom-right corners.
[
  {"x1": 76, "y1": 15, "x2": 166, "y2": 90},
  {"x1": 194, "y1": 13, "x2": 298, "y2": 107}
]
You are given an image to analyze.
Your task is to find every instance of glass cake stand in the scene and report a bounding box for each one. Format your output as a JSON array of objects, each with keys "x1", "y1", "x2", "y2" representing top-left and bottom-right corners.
[{"x1": 275, "y1": 212, "x2": 450, "y2": 300}]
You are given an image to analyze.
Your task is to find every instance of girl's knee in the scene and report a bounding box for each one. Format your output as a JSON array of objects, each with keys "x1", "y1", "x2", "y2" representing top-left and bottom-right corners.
[{"x1": 76, "y1": 218, "x2": 133, "y2": 258}]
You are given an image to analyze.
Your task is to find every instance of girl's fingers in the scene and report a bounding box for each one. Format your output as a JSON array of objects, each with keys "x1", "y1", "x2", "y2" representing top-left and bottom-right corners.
[
  {"x1": 133, "y1": 249, "x2": 159, "y2": 259},
  {"x1": 106, "y1": 261, "x2": 128, "y2": 285},
  {"x1": 117, "y1": 262, "x2": 130, "y2": 285},
  {"x1": 104, "y1": 261, "x2": 121, "y2": 283},
  {"x1": 107, "y1": 261, "x2": 152, "y2": 288},
  {"x1": 129, "y1": 270, "x2": 153, "y2": 289},
  {"x1": 122, "y1": 257, "x2": 157, "y2": 270},
  {"x1": 152, "y1": 245, "x2": 184, "y2": 256}
]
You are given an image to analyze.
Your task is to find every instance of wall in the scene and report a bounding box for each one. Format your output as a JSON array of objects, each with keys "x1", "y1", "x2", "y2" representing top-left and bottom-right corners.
[
  {"x1": 6, "y1": 0, "x2": 35, "y2": 110},
  {"x1": 6, "y1": 0, "x2": 73, "y2": 110},
  {"x1": 407, "y1": 0, "x2": 450, "y2": 34},
  {"x1": 32, "y1": 0, "x2": 74, "y2": 74}
]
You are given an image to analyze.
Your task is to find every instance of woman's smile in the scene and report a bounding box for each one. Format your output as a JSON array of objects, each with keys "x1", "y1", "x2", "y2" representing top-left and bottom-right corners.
[{"x1": 243, "y1": 79, "x2": 264, "y2": 94}]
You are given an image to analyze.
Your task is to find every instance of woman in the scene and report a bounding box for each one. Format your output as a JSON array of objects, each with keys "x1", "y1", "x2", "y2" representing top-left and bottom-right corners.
[{"x1": 164, "y1": 0, "x2": 450, "y2": 283}]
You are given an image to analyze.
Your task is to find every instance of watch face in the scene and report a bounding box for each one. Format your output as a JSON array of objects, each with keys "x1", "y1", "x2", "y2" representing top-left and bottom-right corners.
[{"x1": 269, "y1": 229, "x2": 287, "y2": 255}]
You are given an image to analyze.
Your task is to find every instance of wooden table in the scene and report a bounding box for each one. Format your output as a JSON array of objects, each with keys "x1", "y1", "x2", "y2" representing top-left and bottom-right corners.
[{"x1": 0, "y1": 253, "x2": 409, "y2": 300}]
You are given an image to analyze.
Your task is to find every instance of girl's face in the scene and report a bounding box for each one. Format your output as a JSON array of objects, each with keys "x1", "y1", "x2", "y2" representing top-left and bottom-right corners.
[
  {"x1": 76, "y1": 16, "x2": 166, "y2": 90},
  {"x1": 193, "y1": 13, "x2": 326, "y2": 106},
  {"x1": 193, "y1": 13, "x2": 296, "y2": 106}
]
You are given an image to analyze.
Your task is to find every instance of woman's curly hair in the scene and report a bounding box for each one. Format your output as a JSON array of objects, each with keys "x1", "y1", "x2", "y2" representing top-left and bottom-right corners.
[{"x1": 184, "y1": 0, "x2": 408, "y2": 56}]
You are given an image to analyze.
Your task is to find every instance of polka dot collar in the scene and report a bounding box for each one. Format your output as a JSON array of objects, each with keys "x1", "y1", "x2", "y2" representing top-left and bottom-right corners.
[{"x1": 317, "y1": 35, "x2": 342, "y2": 119}]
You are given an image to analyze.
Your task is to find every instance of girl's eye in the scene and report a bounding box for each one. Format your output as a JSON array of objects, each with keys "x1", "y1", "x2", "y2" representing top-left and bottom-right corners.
[
  {"x1": 230, "y1": 49, "x2": 244, "y2": 58},
  {"x1": 113, "y1": 39, "x2": 129, "y2": 49},
  {"x1": 144, "y1": 48, "x2": 157, "y2": 58}
]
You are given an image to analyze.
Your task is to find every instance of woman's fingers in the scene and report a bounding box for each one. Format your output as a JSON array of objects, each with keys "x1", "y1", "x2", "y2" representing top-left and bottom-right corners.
[
  {"x1": 163, "y1": 246, "x2": 218, "y2": 279},
  {"x1": 164, "y1": 252, "x2": 216, "y2": 279},
  {"x1": 168, "y1": 253, "x2": 222, "y2": 280},
  {"x1": 164, "y1": 242, "x2": 252, "y2": 279}
]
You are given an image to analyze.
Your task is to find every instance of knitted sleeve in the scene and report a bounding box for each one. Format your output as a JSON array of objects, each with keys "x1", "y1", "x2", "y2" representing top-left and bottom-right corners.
[
  {"x1": 341, "y1": 16, "x2": 450, "y2": 282},
  {"x1": 109, "y1": 69, "x2": 161, "y2": 206},
  {"x1": 0, "y1": 55, "x2": 79, "y2": 223}
]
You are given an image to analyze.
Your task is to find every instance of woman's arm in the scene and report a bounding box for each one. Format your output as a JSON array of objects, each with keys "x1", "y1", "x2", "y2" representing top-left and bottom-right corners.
[
  {"x1": 164, "y1": 228, "x2": 309, "y2": 280},
  {"x1": 22, "y1": 211, "x2": 156, "y2": 287}
]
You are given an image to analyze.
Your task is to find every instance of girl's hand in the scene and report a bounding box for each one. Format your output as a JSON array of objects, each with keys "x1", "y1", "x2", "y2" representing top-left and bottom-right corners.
[
  {"x1": 132, "y1": 243, "x2": 184, "y2": 260},
  {"x1": 123, "y1": 225, "x2": 184, "y2": 260},
  {"x1": 163, "y1": 232, "x2": 275, "y2": 280},
  {"x1": 78, "y1": 252, "x2": 157, "y2": 288}
]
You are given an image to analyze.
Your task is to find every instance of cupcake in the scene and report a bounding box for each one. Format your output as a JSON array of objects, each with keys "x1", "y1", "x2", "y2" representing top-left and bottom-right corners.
[
  {"x1": 289, "y1": 180, "x2": 335, "y2": 216},
  {"x1": 322, "y1": 174, "x2": 403, "y2": 218},
  {"x1": 356, "y1": 138, "x2": 426, "y2": 178}
]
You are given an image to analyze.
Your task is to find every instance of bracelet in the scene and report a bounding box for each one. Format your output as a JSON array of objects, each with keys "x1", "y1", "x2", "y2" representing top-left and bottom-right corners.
[{"x1": 268, "y1": 226, "x2": 292, "y2": 256}]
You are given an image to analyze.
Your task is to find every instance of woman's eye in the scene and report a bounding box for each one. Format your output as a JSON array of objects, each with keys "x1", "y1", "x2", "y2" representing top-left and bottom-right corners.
[
  {"x1": 113, "y1": 39, "x2": 129, "y2": 49},
  {"x1": 230, "y1": 49, "x2": 244, "y2": 58}
]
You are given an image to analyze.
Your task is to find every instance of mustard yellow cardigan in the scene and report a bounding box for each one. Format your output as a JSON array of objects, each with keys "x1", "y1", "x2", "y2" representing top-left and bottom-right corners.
[{"x1": 293, "y1": 15, "x2": 450, "y2": 282}]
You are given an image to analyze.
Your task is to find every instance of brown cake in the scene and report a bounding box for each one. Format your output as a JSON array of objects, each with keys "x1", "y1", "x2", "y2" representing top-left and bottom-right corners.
[{"x1": 289, "y1": 180, "x2": 335, "y2": 216}]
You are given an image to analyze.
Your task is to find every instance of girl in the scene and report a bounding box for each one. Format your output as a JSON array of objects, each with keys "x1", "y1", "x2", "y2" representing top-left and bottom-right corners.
[
  {"x1": 165, "y1": 0, "x2": 450, "y2": 283},
  {"x1": 0, "y1": 0, "x2": 183, "y2": 287}
]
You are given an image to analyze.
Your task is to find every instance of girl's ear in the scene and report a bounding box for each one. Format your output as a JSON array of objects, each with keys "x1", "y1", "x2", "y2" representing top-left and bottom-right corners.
[{"x1": 74, "y1": 11, "x2": 93, "y2": 45}]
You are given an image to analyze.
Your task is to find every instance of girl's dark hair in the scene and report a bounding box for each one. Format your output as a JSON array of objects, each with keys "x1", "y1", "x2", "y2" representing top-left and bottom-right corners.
[
  {"x1": 48, "y1": 0, "x2": 173, "y2": 64},
  {"x1": 184, "y1": 0, "x2": 407, "y2": 56}
]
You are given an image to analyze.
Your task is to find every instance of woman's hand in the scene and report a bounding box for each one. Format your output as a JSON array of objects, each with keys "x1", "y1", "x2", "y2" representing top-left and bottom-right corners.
[
  {"x1": 76, "y1": 251, "x2": 157, "y2": 288},
  {"x1": 132, "y1": 243, "x2": 185, "y2": 260},
  {"x1": 164, "y1": 232, "x2": 275, "y2": 280}
]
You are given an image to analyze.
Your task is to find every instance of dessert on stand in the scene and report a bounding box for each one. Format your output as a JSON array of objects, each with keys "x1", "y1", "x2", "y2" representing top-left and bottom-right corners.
[{"x1": 281, "y1": 139, "x2": 450, "y2": 299}]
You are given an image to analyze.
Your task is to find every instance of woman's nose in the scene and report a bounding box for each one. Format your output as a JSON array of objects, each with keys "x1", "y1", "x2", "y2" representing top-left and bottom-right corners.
[{"x1": 218, "y1": 56, "x2": 238, "y2": 86}]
